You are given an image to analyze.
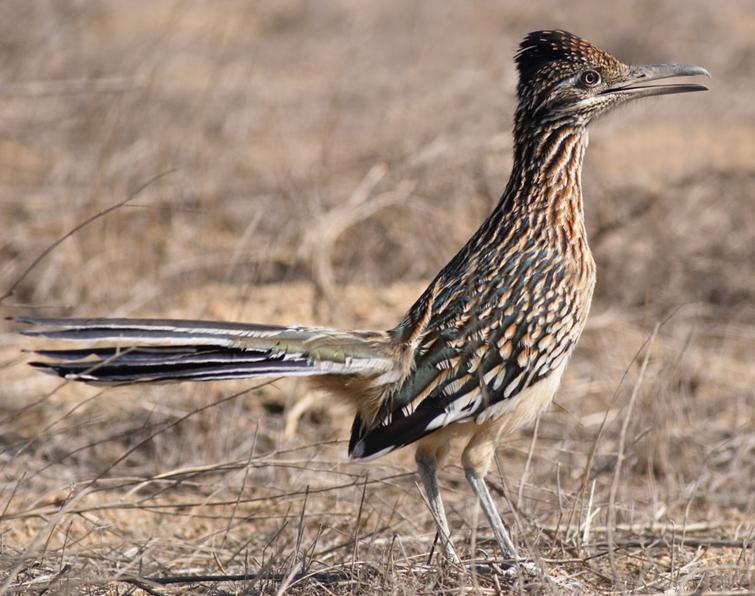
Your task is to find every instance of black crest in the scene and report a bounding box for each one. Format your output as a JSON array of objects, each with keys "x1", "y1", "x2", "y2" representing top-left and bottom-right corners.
[{"x1": 515, "y1": 30, "x2": 618, "y2": 81}]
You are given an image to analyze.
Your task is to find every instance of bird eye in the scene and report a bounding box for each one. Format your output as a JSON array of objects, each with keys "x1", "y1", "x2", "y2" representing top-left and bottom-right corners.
[{"x1": 580, "y1": 70, "x2": 601, "y2": 87}]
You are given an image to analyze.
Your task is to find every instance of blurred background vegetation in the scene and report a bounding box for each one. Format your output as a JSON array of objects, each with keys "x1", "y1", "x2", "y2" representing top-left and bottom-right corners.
[
  {"x1": 1, "y1": 0, "x2": 753, "y2": 320},
  {"x1": 0, "y1": 1, "x2": 752, "y2": 593}
]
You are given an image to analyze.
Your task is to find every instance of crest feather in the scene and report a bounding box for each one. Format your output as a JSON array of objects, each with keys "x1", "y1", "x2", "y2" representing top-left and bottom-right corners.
[{"x1": 516, "y1": 30, "x2": 617, "y2": 80}]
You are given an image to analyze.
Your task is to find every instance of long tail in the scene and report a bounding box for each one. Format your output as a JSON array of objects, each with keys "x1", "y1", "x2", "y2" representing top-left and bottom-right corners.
[{"x1": 16, "y1": 317, "x2": 395, "y2": 384}]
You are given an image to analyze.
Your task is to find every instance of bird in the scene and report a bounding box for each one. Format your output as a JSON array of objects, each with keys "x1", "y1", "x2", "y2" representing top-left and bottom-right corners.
[{"x1": 17, "y1": 30, "x2": 708, "y2": 565}]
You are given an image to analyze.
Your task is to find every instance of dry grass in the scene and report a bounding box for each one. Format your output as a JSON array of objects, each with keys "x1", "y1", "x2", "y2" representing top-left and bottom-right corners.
[{"x1": 0, "y1": 1, "x2": 753, "y2": 593}]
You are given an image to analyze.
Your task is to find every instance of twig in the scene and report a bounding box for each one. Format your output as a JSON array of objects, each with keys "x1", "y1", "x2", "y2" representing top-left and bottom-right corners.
[
  {"x1": 1, "y1": 169, "x2": 176, "y2": 304},
  {"x1": 539, "y1": 521, "x2": 721, "y2": 534},
  {"x1": 591, "y1": 537, "x2": 753, "y2": 549},
  {"x1": 121, "y1": 566, "x2": 372, "y2": 586},
  {"x1": 607, "y1": 323, "x2": 658, "y2": 585},
  {"x1": 0, "y1": 379, "x2": 275, "y2": 595},
  {"x1": 582, "y1": 479, "x2": 597, "y2": 545},
  {"x1": 220, "y1": 440, "x2": 257, "y2": 551},
  {"x1": 563, "y1": 328, "x2": 657, "y2": 547},
  {"x1": 351, "y1": 475, "x2": 369, "y2": 575},
  {"x1": 120, "y1": 577, "x2": 167, "y2": 596},
  {"x1": 517, "y1": 412, "x2": 541, "y2": 510},
  {"x1": 0, "y1": 77, "x2": 146, "y2": 97},
  {"x1": 1, "y1": 471, "x2": 413, "y2": 521}
]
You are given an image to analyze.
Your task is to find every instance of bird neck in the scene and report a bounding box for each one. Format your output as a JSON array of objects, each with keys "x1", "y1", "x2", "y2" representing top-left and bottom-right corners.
[
  {"x1": 393, "y1": 119, "x2": 593, "y2": 341},
  {"x1": 502, "y1": 120, "x2": 588, "y2": 229}
]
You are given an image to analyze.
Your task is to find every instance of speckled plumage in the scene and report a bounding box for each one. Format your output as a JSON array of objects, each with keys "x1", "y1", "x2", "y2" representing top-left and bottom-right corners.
[
  {"x1": 19, "y1": 30, "x2": 708, "y2": 563},
  {"x1": 350, "y1": 83, "x2": 596, "y2": 459}
]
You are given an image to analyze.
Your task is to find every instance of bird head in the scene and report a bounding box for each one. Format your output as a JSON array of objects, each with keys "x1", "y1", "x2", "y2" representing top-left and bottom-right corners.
[{"x1": 514, "y1": 30, "x2": 709, "y2": 127}]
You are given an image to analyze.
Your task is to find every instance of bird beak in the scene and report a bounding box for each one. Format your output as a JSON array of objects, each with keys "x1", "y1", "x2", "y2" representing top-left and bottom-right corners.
[{"x1": 603, "y1": 64, "x2": 710, "y2": 99}]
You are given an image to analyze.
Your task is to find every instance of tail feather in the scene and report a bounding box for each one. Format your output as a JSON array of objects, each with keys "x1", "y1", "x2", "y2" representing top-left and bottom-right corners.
[
  {"x1": 33, "y1": 346, "x2": 271, "y2": 364},
  {"x1": 29, "y1": 352, "x2": 314, "y2": 383},
  {"x1": 18, "y1": 317, "x2": 302, "y2": 345},
  {"x1": 17, "y1": 317, "x2": 394, "y2": 384}
]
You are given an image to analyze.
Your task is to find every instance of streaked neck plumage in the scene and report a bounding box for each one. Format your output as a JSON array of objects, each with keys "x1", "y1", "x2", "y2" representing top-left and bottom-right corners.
[
  {"x1": 502, "y1": 116, "x2": 588, "y2": 232},
  {"x1": 398, "y1": 115, "x2": 594, "y2": 340}
]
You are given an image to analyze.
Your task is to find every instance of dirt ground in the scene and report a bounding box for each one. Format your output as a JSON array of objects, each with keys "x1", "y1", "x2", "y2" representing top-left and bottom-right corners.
[{"x1": 0, "y1": 1, "x2": 753, "y2": 594}]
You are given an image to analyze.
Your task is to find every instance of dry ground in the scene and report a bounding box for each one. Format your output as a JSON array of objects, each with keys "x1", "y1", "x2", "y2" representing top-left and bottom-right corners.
[{"x1": 0, "y1": 1, "x2": 753, "y2": 594}]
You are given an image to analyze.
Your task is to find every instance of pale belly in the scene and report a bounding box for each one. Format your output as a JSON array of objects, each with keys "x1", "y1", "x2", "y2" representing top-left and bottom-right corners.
[{"x1": 415, "y1": 359, "x2": 567, "y2": 469}]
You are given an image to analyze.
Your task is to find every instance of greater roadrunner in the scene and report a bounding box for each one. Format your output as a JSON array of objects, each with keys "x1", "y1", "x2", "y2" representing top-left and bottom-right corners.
[{"x1": 18, "y1": 31, "x2": 708, "y2": 564}]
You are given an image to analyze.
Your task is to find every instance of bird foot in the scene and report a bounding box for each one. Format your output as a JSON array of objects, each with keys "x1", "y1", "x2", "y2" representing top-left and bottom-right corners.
[
  {"x1": 464, "y1": 555, "x2": 585, "y2": 592},
  {"x1": 481, "y1": 557, "x2": 538, "y2": 576},
  {"x1": 462, "y1": 549, "x2": 535, "y2": 574},
  {"x1": 440, "y1": 543, "x2": 462, "y2": 566}
]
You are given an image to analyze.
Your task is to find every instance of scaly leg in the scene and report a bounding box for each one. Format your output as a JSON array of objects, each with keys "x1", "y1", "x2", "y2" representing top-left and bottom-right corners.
[
  {"x1": 461, "y1": 428, "x2": 520, "y2": 561},
  {"x1": 464, "y1": 467, "x2": 519, "y2": 561},
  {"x1": 416, "y1": 453, "x2": 461, "y2": 564}
]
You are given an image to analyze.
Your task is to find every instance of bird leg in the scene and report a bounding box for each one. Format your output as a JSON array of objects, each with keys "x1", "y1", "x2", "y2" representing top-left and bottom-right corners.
[
  {"x1": 415, "y1": 453, "x2": 461, "y2": 564},
  {"x1": 464, "y1": 467, "x2": 519, "y2": 561},
  {"x1": 461, "y1": 429, "x2": 520, "y2": 562}
]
